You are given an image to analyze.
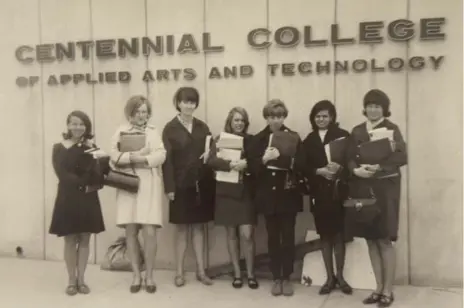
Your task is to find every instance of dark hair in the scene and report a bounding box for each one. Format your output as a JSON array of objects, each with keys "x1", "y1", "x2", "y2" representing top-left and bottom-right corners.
[
  {"x1": 309, "y1": 100, "x2": 338, "y2": 131},
  {"x1": 124, "y1": 95, "x2": 152, "y2": 121},
  {"x1": 224, "y1": 107, "x2": 250, "y2": 134},
  {"x1": 173, "y1": 87, "x2": 200, "y2": 111},
  {"x1": 62, "y1": 110, "x2": 94, "y2": 140},
  {"x1": 363, "y1": 89, "x2": 391, "y2": 117},
  {"x1": 262, "y1": 99, "x2": 288, "y2": 119}
]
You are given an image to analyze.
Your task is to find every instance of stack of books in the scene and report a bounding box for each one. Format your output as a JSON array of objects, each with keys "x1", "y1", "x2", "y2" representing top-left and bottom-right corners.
[
  {"x1": 215, "y1": 132, "x2": 243, "y2": 183},
  {"x1": 118, "y1": 132, "x2": 146, "y2": 152}
]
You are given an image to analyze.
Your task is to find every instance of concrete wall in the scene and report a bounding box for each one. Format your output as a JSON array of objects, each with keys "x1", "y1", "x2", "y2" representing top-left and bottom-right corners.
[{"x1": 0, "y1": 0, "x2": 461, "y2": 287}]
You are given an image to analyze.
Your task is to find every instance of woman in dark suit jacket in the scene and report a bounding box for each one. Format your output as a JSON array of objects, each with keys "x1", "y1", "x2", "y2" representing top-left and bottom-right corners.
[
  {"x1": 346, "y1": 89, "x2": 407, "y2": 307},
  {"x1": 248, "y1": 99, "x2": 304, "y2": 297},
  {"x1": 162, "y1": 87, "x2": 215, "y2": 287},
  {"x1": 207, "y1": 107, "x2": 259, "y2": 289},
  {"x1": 299, "y1": 100, "x2": 352, "y2": 295}
]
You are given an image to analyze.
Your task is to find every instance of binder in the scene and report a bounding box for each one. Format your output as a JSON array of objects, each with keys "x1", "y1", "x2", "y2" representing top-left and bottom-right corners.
[
  {"x1": 267, "y1": 130, "x2": 299, "y2": 169},
  {"x1": 358, "y1": 138, "x2": 393, "y2": 165},
  {"x1": 119, "y1": 132, "x2": 146, "y2": 152},
  {"x1": 324, "y1": 137, "x2": 348, "y2": 164}
]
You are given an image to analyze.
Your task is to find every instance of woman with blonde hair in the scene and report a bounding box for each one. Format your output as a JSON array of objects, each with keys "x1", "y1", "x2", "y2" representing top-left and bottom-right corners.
[
  {"x1": 110, "y1": 95, "x2": 166, "y2": 294},
  {"x1": 207, "y1": 107, "x2": 259, "y2": 289}
]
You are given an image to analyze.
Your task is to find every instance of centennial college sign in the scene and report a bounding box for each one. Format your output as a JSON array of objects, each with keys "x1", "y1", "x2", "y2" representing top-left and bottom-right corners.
[{"x1": 15, "y1": 17, "x2": 446, "y2": 87}]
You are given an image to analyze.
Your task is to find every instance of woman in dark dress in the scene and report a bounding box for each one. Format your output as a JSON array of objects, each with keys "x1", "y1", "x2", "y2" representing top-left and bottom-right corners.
[
  {"x1": 162, "y1": 87, "x2": 215, "y2": 287},
  {"x1": 299, "y1": 100, "x2": 352, "y2": 295},
  {"x1": 248, "y1": 99, "x2": 304, "y2": 297},
  {"x1": 346, "y1": 89, "x2": 407, "y2": 307},
  {"x1": 207, "y1": 107, "x2": 259, "y2": 289},
  {"x1": 49, "y1": 110, "x2": 106, "y2": 296}
]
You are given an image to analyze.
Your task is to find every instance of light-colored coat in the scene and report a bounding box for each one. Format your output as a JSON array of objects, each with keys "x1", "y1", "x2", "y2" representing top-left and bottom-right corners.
[{"x1": 110, "y1": 123, "x2": 166, "y2": 227}]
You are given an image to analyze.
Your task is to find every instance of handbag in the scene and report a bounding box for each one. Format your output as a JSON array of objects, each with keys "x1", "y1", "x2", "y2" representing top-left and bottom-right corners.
[
  {"x1": 343, "y1": 181, "x2": 380, "y2": 224},
  {"x1": 100, "y1": 236, "x2": 145, "y2": 272},
  {"x1": 104, "y1": 153, "x2": 140, "y2": 193}
]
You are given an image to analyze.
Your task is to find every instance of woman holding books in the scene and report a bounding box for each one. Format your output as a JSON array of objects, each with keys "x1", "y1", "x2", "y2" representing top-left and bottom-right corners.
[
  {"x1": 298, "y1": 100, "x2": 352, "y2": 295},
  {"x1": 207, "y1": 107, "x2": 259, "y2": 289},
  {"x1": 49, "y1": 110, "x2": 106, "y2": 296},
  {"x1": 110, "y1": 95, "x2": 167, "y2": 294},
  {"x1": 346, "y1": 89, "x2": 407, "y2": 307},
  {"x1": 162, "y1": 87, "x2": 216, "y2": 287},
  {"x1": 248, "y1": 99, "x2": 304, "y2": 297}
]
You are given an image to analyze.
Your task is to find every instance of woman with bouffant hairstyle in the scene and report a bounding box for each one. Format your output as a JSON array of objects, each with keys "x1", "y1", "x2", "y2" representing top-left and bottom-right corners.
[{"x1": 110, "y1": 95, "x2": 166, "y2": 294}]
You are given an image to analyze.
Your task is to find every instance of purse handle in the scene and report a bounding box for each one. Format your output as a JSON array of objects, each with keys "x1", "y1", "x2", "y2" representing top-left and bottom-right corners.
[{"x1": 114, "y1": 152, "x2": 137, "y2": 175}]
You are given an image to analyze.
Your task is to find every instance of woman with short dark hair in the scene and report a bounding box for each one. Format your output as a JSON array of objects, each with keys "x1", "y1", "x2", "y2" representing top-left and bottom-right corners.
[
  {"x1": 162, "y1": 87, "x2": 215, "y2": 287},
  {"x1": 110, "y1": 95, "x2": 166, "y2": 294},
  {"x1": 248, "y1": 99, "x2": 304, "y2": 297},
  {"x1": 207, "y1": 106, "x2": 259, "y2": 289},
  {"x1": 346, "y1": 89, "x2": 407, "y2": 307},
  {"x1": 49, "y1": 110, "x2": 105, "y2": 296},
  {"x1": 298, "y1": 100, "x2": 352, "y2": 295}
]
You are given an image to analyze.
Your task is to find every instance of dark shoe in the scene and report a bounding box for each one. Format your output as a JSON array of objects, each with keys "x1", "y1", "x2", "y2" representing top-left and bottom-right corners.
[
  {"x1": 145, "y1": 283, "x2": 157, "y2": 294},
  {"x1": 319, "y1": 277, "x2": 337, "y2": 295},
  {"x1": 247, "y1": 277, "x2": 259, "y2": 290},
  {"x1": 271, "y1": 280, "x2": 282, "y2": 296},
  {"x1": 282, "y1": 280, "x2": 294, "y2": 296},
  {"x1": 130, "y1": 278, "x2": 142, "y2": 293},
  {"x1": 196, "y1": 274, "x2": 213, "y2": 286},
  {"x1": 337, "y1": 277, "x2": 353, "y2": 295},
  {"x1": 232, "y1": 277, "x2": 243, "y2": 289},
  {"x1": 65, "y1": 284, "x2": 78, "y2": 296},
  {"x1": 377, "y1": 293, "x2": 395, "y2": 307},
  {"x1": 363, "y1": 292, "x2": 382, "y2": 304},
  {"x1": 77, "y1": 283, "x2": 90, "y2": 294}
]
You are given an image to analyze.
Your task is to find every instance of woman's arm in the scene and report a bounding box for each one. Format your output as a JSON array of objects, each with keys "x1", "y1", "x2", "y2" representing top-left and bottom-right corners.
[
  {"x1": 109, "y1": 128, "x2": 131, "y2": 166},
  {"x1": 144, "y1": 129, "x2": 167, "y2": 168},
  {"x1": 161, "y1": 128, "x2": 175, "y2": 194},
  {"x1": 52, "y1": 144, "x2": 88, "y2": 186},
  {"x1": 378, "y1": 125, "x2": 408, "y2": 171},
  {"x1": 207, "y1": 137, "x2": 232, "y2": 172}
]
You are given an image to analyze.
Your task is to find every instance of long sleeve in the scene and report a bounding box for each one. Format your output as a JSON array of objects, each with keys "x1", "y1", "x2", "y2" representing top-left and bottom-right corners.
[
  {"x1": 162, "y1": 127, "x2": 175, "y2": 194},
  {"x1": 145, "y1": 129, "x2": 167, "y2": 168},
  {"x1": 247, "y1": 135, "x2": 267, "y2": 178},
  {"x1": 52, "y1": 144, "x2": 87, "y2": 186},
  {"x1": 110, "y1": 128, "x2": 131, "y2": 166},
  {"x1": 207, "y1": 137, "x2": 232, "y2": 172},
  {"x1": 378, "y1": 125, "x2": 408, "y2": 172},
  {"x1": 296, "y1": 138, "x2": 317, "y2": 180},
  {"x1": 346, "y1": 133, "x2": 359, "y2": 173}
]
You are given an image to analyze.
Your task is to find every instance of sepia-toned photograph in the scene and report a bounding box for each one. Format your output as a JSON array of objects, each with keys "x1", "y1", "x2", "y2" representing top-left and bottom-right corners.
[{"x1": 1, "y1": 0, "x2": 462, "y2": 307}]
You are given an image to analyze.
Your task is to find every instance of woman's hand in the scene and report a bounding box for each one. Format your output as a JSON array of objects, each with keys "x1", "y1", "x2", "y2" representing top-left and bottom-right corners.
[
  {"x1": 231, "y1": 159, "x2": 247, "y2": 171},
  {"x1": 327, "y1": 162, "x2": 341, "y2": 173},
  {"x1": 262, "y1": 147, "x2": 280, "y2": 163},
  {"x1": 129, "y1": 153, "x2": 147, "y2": 164},
  {"x1": 137, "y1": 147, "x2": 151, "y2": 156},
  {"x1": 354, "y1": 166, "x2": 375, "y2": 178},
  {"x1": 199, "y1": 151, "x2": 210, "y2": 163},
  {"x1": 316, "y1": 167, "x2": 336, "y2": 180},
  {"x1": 364, "y1": 164, "x2": 381, "y2": 172},
  {"x1": 167, "y1": 192, "x2": 175, "y2": 201}
]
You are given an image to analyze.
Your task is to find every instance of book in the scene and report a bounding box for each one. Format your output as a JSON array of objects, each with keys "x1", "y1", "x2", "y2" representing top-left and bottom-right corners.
[
  {"x1": 215, "y1": 148, "x2": 242, "y2": 183},
  {"x1": 216, "y1": 132, "x2": 243, "y2": 149},
  {"x1": 324, "y1": 137, "x2": 348, "y2": 164},
  {"x1": 267, "y1": 130, "x2": 300, "y2": 169},
  {"x1": 369, "y1": 128, "x2": 394, "y2": 142},
  {"x1": 358, "y1": 138, "x2": 393, "y2": 165},
  {"x1": 203, "y1": 135, "x2": 212, "y2": 163},
  {"x1": 119, "y1": 132, "x2": 146, "y2": 152}
]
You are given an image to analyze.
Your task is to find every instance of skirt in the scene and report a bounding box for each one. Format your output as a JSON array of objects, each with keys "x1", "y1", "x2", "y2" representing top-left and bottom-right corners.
[
  {"x1": 169, "y1": 186, "x2": 214, "y2": 224},
  {"x1": 312, "y1": 200, "x2": 344, "y2": 237},
  {"x1": 214, "y1": 193, "x2": 256, "y2": 226}
]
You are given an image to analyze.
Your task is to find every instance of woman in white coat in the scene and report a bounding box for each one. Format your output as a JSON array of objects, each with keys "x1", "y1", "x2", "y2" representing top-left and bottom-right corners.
[{"x1": 110, "y1": 95, "x2": 166, "y2": 294}]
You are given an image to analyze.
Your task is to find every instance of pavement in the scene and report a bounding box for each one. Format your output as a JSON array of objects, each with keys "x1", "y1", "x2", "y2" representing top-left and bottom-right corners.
[{"x1": 0, "y1": 257, "x2": 462, "y2": 308}]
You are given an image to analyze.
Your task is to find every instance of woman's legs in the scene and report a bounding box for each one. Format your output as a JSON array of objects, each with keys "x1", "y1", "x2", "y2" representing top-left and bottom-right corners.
[
  {"x1": 320, "y1": 235, "x2": 335, "y2": 282},
  {"x1": 226, "y1": 226, "x2": 241, "y2": 279},
  {"x1": 192, "y1": 223, "x2": 213, "y2": 284},
  {"x1": 63, "y1": 234, "x2": 79, "y2": 287},
  {"x1": 175, "y1": 224, "x2": 190, "y2": 279},
  {"x1": 125, "y1": 224, "x2": 142, "y2": 287},
  {"x1": 378, "y1": 239, "x2": 396, "y2": 296},
  {"x1": 239, "y1": 224, "x2": 255, "y2": 279},
  {"x1": 76, "y1": 233, "x2": 91, "y2": 287},
  {"x1": 142, "y1": 225, "x2": 158, "y2": 288},
  {"x1": 366, "y1": 239, "x2": 384, "y2": 294}
]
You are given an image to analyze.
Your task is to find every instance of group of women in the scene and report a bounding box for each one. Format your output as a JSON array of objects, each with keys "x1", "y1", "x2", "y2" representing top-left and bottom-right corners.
[{"x1": 48, "y1": 86, "x2": 407, "y2": 308}]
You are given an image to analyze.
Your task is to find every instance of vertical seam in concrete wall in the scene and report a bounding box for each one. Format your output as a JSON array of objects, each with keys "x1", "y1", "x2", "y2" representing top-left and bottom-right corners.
[
  {"x1": 333, "y1": 0, "x2": 338, "y2": 106},
  {"x1": 265, "y1": 0, "x2": 269, "y2": 102},
  {"x1": 405, "y1": 0, "x2": 411, "y2": 285},
  {"x1": 203, "y1": 0, "x2": 210, "y2": 269},
  {"x1": 88, "y1": 0, "x2": 97, "y2": 264},
  {"x1": 38, "y1": 0, "x2": 46, "y2": 260},
  {"x1": 144, "y1": 0, "x2": 149, "y2": 98}
]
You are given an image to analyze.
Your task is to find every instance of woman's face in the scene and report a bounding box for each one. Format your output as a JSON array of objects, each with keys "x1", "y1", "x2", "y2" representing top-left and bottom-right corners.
[
  {"x1": 131, "y1": 103, "x2": 149, "y2": 126},
  {"x1": 178, "y1": 101, "x2": 197, "y2": 116},
  {"x1": 67, "y1": 116, "x2": 86, "y2": 140},
  {"x1": 266, "y1": 115, "x2": 285, "y2": 132},
  {"x1": 230, "y1": 112, "x2": 245, "y2": 134},
  {"x1": 314, "y1": 110, "x2": 332, "y2": 129},
  {"x1": 365, "y1": 103, "x2": 384, "y2": 121}
]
